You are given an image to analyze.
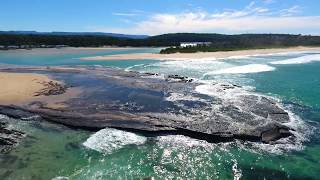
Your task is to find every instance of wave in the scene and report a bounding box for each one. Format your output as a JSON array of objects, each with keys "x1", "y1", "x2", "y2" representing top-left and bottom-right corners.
[
  {"x1": 83, "y1": 128, "x2": 147, "y2": 154},
  {"x1": 219, "y1": 55, "x2": 252, "y2": 60},
  {"x1": 124, "y1": 63, "x2": 146, "y2": 71},
  {"x1": 249, "y1": 50, "x2": 320, "y2": 57},
  {"x1": 157, "y1": 57, "x2": 218, "y2": 61},
  {"x1": 270, "y1": 54, "x2": 320, "y2": 65},
  {"x1": 203, "y1": 64, "x2": 275, "y2": 75}
]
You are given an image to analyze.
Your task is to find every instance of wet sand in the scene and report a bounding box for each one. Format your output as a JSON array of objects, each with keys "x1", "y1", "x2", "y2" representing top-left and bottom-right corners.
[
  {"x1": 0, "y1": 72, "x2": 80, "y2": 107},
  {"x1": 0, "y1": 72, "x2": 54, "y2": 104},
  {"x1": 81, "y1": 46, "x2": 320, "y2": 61}
]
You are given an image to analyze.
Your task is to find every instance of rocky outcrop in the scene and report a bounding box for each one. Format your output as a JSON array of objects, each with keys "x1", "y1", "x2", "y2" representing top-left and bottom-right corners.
[
  {"x1": 0, "y1": 66, "x2": 294, "y2": 144},
  {"x1": 261, "y1": 125, "x2": 293, "y2": 143},
  {"x1": 166, "y1": 75, "x2": 193, "y2": 83},
  {"x1": 34, "y1": 81, "x2": 68, "y2": 96},
  {"x1": 0, "y1": 121, "x2": 25, "y2": 153}
]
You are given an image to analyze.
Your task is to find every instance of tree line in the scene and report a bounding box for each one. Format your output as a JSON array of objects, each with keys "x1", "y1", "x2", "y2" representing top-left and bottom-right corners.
[{"x1": 1, "y1": 33, "x2": 320, "y2": 53}]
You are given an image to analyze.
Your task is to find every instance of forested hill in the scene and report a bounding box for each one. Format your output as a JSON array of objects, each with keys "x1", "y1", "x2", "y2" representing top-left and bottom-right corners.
[
  {"x1": 1, "y1": 33, "x2": 320, "y2": 52},
  {"x1": 157, "y1": 33, "x2": 320, "y2": 53},
  {"x1": 0, "y1": 31, "x2": 148, "y2": 39}
]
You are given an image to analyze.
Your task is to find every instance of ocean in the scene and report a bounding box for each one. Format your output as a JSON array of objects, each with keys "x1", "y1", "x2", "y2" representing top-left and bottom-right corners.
[{"x1": 0, "y1": 48, "x2": 319, "y2": 179}]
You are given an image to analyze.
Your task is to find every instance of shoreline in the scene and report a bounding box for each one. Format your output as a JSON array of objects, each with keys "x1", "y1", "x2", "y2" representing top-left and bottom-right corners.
[
  {"x1": 0, "y1": 72, "x2": 80, "y2": 108},
  {"x1": 0, "y1": 66, "x2": 295, "y2": 145},
  {"x1": 0, "y1": 72, "x2": 53, "y2": 105},
  {"x1": 81, "y1": 46, "x2": 320, "y2": 61}
]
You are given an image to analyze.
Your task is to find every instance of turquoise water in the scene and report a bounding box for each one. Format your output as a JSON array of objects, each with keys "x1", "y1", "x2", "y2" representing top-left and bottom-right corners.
[
  {"x1": 0, "y1": 48, "x2": 159, "y2": 67},
  {"x1": 0, "y1": 49, "x2": 320, "y2": 179}
]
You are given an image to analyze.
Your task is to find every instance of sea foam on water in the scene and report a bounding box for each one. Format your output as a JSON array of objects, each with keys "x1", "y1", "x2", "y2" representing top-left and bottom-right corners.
[
  {"x1": 83, "y1": 128, "x2": 147, "y2": 154},
  {"x1": 270, "y1": 54, "x2": 320, "y2": 65},
  {"x1": 207, "y1": 64, "x2": 276, "y2": 74}
]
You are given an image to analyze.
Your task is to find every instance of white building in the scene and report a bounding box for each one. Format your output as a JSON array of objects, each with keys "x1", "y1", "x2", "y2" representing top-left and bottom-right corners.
[{"x1": 180, "y1": 42, "x2": 212, "y2": 48}]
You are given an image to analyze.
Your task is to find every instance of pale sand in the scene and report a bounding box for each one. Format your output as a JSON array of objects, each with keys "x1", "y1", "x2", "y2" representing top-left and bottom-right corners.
[
  {"x1": 81, "y1": 46, "x2": 320, "y2": 61},
  {"x1": 0, "y1": 72, "x2": 81, "y2": 108},
  {"x1": 74, "y1": 47, "x2": 146, "y2": 50}
]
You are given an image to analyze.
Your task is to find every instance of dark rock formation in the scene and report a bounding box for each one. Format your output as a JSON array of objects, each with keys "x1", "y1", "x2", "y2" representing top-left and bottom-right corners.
[
  {"x1": 34, "y1": 81, "x2": 68, "y2": 96},
  {"x1": 144, "y1": 72, "x2": 159, "y2": 76},
  {"x1": 166, "y1": 75, "x2": 193, "y2": 83},
  {"x1": 261, "y1": 125, "x2": 293, "y2": 143},
  {"x1": 0, "y1": 121, "x2": 25, "y2": 153},
  {"x1": 0, "y1": 66, "x2": 294, "y2": 144}
]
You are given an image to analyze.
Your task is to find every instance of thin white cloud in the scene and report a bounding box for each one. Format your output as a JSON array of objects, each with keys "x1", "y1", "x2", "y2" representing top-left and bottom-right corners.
[
  {"x1": 112, "y1": 13, "x2": 138, "y2": 17},
  {"x1": 99, "y1": 3, "x2": 319, "y2": 35},
  {"x1": 262, "y1": 0, "x2": 276, "y2": 4},
  {"x1": 280, "y1": 5, "x2": 302, "y2": 17}
]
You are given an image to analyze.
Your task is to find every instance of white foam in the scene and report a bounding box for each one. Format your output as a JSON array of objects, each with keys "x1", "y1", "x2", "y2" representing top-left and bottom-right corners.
[
  {"x1": 232, "y1": 160, "x2": 242, "y2": 180},
  {"x1": 157, "y1": 58, "x2": 224, "y2": 68},
  {"x1": 251, "y1": 51, "x2": 319, "y2": 57},
  {"x1": 165, "y1": 92, "x2": 205, "y2": 102},
  {"x1": 83, "y1": 128, "x2": 147, "y2": 154},
  {"x1": 248, "y1": 111, "x2": 312, "y2": 155},
  {"x1": 156, "y1": 135, "x2": 218, "y2": 151},
  {"x1": 51, "y1": 177, "x2": 69, "y2": 180},
  {"x1": 219, "y1": 55, "x2": 252, "y2": 60},
  {"x1": 270, "y1": 54, "x2": 320, "y2": 65},
  {"x1": 206, "y1": 64, "x2": 275, "y2": 75},
  {"x1": 195, "y1": 83, "x2": 254, "y2": 99},
  {"x1": 195, "y1": 83, "x2": 312, "y2": 154},
  {"x1": 157, "y1": 57, "x2": 218, "y2": 61},
  {"x1": 124, "y1": 63, "x2": 146, "y2": 71},
  {"x1": 0, "y1": 114, "x2": 9, "y2": 120}
]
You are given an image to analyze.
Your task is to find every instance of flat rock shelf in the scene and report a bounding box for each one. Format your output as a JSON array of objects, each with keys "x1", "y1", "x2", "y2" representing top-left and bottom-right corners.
[{"x1": 0, "y1": 66, "x2": 294, "y2": 147}]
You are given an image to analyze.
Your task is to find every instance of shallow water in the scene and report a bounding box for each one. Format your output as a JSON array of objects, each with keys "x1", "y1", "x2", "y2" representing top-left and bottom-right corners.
[
  {"x1": 0, "y1": 48, "x2": 320, "y2": 179},
  {"x1": 0, "y1": 48, "x2": 159, "y2": 67}
]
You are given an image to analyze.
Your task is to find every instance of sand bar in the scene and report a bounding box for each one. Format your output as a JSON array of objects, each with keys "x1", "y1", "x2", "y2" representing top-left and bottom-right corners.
[
  {"x1": 0, "y1": 72, "x2": 80, "y2": 107},
  {"x1": 81, "y1": 46, "x2": 320, "y2": 61},
  {"x1": 0, "y1": 72, "x2": 53, "y2": 104}
]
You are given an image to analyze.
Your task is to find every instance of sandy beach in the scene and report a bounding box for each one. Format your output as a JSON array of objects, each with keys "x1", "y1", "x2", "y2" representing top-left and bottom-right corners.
[
  {"x1": 0, "y1": 72, "x2": 53, "y2": 104},
  {"x1": 0, "y1": 72, "x2": 80, "y2": 107},
  {"x1": 81, "y1": 46, "x2": 320, "y2": 61}
]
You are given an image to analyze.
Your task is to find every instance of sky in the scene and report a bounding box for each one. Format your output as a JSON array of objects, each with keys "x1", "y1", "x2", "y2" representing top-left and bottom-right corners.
[{"x1": 0, "y1": 0, "x2": 320, "y2": 35}]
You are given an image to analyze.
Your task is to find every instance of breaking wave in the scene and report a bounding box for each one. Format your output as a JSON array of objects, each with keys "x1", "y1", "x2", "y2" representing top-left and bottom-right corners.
[
  {"x1": 204, "y1": 64, "x2": 276, "y2": 75},
  {"x1": 270, "y1": 54, "x2": 320, "y2": 65},
  {"x1": 157, "y1": 57, "x2": 218, "y2": 61},
  {"x1": 83, "y1": 128, "x2": 147, "y2": 154}
]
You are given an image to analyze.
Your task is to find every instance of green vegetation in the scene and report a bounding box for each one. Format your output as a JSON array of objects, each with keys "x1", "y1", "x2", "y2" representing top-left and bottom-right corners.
[
  {"x1": 159, "y1": 33, "x2": 320, "y2": 54},
  {"x1": 0, "y1": 34, "x2": 140, "y2": 47},
  {"x1": 1, "y1": 33, "x2": 320, "y2": 52},
  {"x1": 160, "y1": 45, "x2": 302, "y2": 54}
]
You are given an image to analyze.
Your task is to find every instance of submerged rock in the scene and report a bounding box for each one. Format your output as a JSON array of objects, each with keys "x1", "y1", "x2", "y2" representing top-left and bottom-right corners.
[
  {"x1": 0, "y1": 121, "x2": 25, "y2": 153},
  {"x1": 0, "y1": 66, "x2": 294, "y2": 144},
  {"x1": 261, "y1": 125, "x2": 293, "y2": 143},
  {"x1": 166, "y1": 75, "x2": 193, "y2": 83}
]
